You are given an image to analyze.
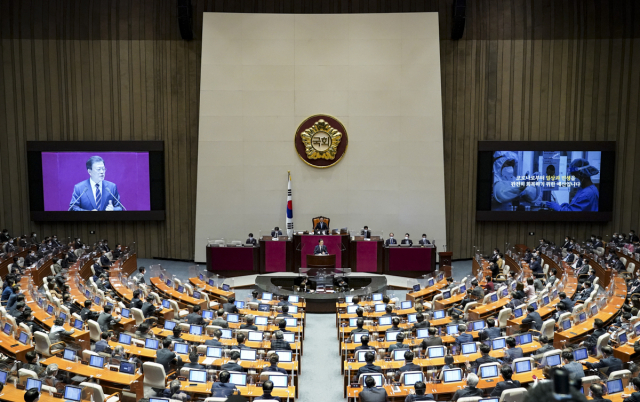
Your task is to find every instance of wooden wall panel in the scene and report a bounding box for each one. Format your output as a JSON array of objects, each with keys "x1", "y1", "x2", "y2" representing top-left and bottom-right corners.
[{"x1": 1, "y1": 0, "x2": 639, "y2": 260}]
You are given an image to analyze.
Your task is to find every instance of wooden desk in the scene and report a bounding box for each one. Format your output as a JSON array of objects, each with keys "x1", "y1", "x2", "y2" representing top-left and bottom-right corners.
[
  {"x1": 178, "y1": 382, "x2": 296, "y2": 400},
  {"x1": 0, "y1": 330, "x2": 34, "y2": 363},
  {"x1": 0, "y1": 383, "x2": 64, "y2": 402},
  {"x1": 108, "y1": 267, "x2": 174, "y2": 322},
  {"x1": 406, "y1": 278, "x2": 448, "y2": 302},
  {"x1": 434, "y1": 293, "x2": 465, "y2": 310},
  {"x1": 188, "y1": 277, "x2": 236, "y2": 301},
  {"x1": 42, "y1": 356, "x2": 144, "y2": 399},
  {"x1": 151, "y1": 278, "x2": 208, "y2": 310}
]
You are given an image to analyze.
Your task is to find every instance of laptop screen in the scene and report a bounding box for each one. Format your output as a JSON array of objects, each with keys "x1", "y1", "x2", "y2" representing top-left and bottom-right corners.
[
  {"x1": 473, "y1": 321, "x2": 485, "y2": 331},
  {"x1": 226, "y1": 314, "x2": 239, "y2": 323},
  {"x1": 150, "y1": 399, "x2": 170, "y2": 402},
  {"x1": 374, "y1": 304, "x2": 386, "y2": 312},
  {"x1": 240, "y1": 349, "x2": 257, "y2": 361},
  {"x1": 229, "y1": 373, "x2": 247, "y2": 386},
  {"x1": 443, "y1": 369, "x2": 463, "y2": 383},
  {"x1": 248, "y1": 331, "x2": 264, "y2": 342},
  {"x1": 288, "y1": 295, "x2": 299, "y2": 303},
  {"x1": 607, "y1": 379, "x2": 623, "y2": 394},
  {"x1": 118, "y1": 333, "x2": 131, "y2": 345},
  {"x1": 119, "y1": 361, "x2": 135, "y2": 374},
  {"x1": 514, "y1": 360, "x2": 532, "y2": 373},
  {"x1": 234, "y1": 301, "x2": 245, "y2": 309},
  {"x1": 120, "y1": 308, "x2": 130, "y2": 318},
  {"x1": 47, "y1": 305, "x2": 55, "y2": 315},
  {"x1": 206, "y1": 347, "x2": 222, "y2": 358},
  {"x1": 461, "y1": 343, "x2": 477, "y2": 355},
  {"x1": 189, "y1": 325, "x2": 203, "y2": 335},
  {"x1": 413, "y1": 284, "x2": 421, "y2": 292},
  {"x1": 162, "y1": 300, "x2": 171, "y2": 309},
  {"x1": 59, "y1": 312, "x2": 68, "y2": 321},
  {"x1": 363, "y1": 374, "x2": 383, "y2": 387},
  {"x1": 192, "y1": 291, "x2": 201, "y2": 300},
  {"x1": 189, "y1": 369, "x2": 207, "y2": 383},
  {"x1": 378, "y1": 316, "x2": 392, "y2": 326},
  {"x1": 573, "y1": 347, "x2": 588, "y2": 361},
  {"x1": 199, "y1": 273, "x2": 204, "y2": 281},
  {"x1": 407, "y1": 314, "x2": 417, "y2": 323},
  {"x1": 529, "y1": 302, "x2": 538, "y2": 310},
  {"x1": 208, "y1": 279, "x2": 215, "y2": 287},
  {"x1": 345, "y1": 296, "x2": 353, "y2": 303},
  {"x1": 63, "y1": 348, "x2": 76, "y2": 361},
  {"x1": 349, "y1": 318, "x2": 358, "y2": 327},
  {"x1": 591, "y1": 305, "x2": 598, "y2": 316},
  {"x1": 262, "y1": 292, "x2": 273, "y2": 301},
  {"x1": 347, "y1": 305, "x2": 358, "y2": 314},
  {"x1": 202, "y1": 310, "x2": 214, "y2": 320},
  {"x1": 432, "y1": 310, "x2": 445, "y2": 319},
  {"x1": 26, "y1": 378, "x2": 42, "y2": 392},
  {"x1": 393, "y1": 349, "x2": 409, "y2": 361},
  {"x1": 386, "y1": 331, "x2": 400, "y2": 342},
  {"x1": 164, "y1": 321, "x2": 177, "y2": 330},
  {"x1": 490, "y1": 293, "x2": 498, "y2": 302},
  {"x1": 0, "y1": 370, "x2": 7, "y2": 385},
  {"x1": 417, "y1": 329, "x2": 429, "y2": 339},
  {"x1": 258, "y1": 304, "x2": 270, "y2": 312},
  {"x1": 353, "y1": 333, "x2": 368, "y2": 343},
  {"x1": 372, "y1": 293, "x2": 383, "y2": 301},
  {"x1": 275, "y1": 350, "x2": 292, "y2": 362},
  {"x1": 578, "y1": 312, "x2": 586, "y2": 323},
  {"x1": 513, "y1": 308, "x2": 523, "y2": 318},
  {"x1": 220, "y1": 329, "x2": 233, "y2": 339},
  {"x1": 446, "y1": 325, "x2": 458, "y2": 335},
  {"x1": 480, "y1": 365, "x2": 498, "y2": 378},
  {"x1": 145, "y1": 338, "x2": 159, "y2": 350},
  {"x1": 18, "y1": 332, "x2": 28, "y2": 344},
  {"x1": 222, "y1": 284, "x2": 230, "y2": 291},
  {"x1": 401, "y1": 301, "x2": 412, "y2": 310},
  {"x1": 492, "y1": 338, "x2": 506, "y2": 350},
  {"x1": 282, "y1": 332, "x2": 295, "y2": 343},
  {"x1": 428, "y1": 346, "x2": 445, "y2": 358},
  {"x1": 356, "y1": 351, "x2": 368, "y2": 362},
  {"x1": 89, "y1": 355, "x2": 104, "y2": 368},
  {"x1": 166, "y1": 279, "x2": 172, "y2": 287},
  {"x1": 619, "y1": 332, "x2": 628, "y2": 344},
  {"x1": 403, "y1": 372, "x2": 423, "y2": 386},
  {"x1": 459, "y1": 285, "x2": 466, "y2": 293},
  {"x1": 546, "y1": 354, "x2": 561, "y2": 367},
  {"x1": 269, "y1": 375, "x2": 288, "y2": 388},
  {"x1": 561, "y1": 320, "x2": 571, "y2": 330},
  {"x1": 174, "y1": 343, "x2": 189, "y2": 355},
  {"x1": 542, "y1": 296, "x2": 550, "y2": 306},
  {"x1": 285, "y1": 318, "x2": 297, "y2": 327},
  {"x1": 442, "y1": 291, "x2": 451, "y2": 299},
  {"x1": 518, "y1": 333, "x2": 533, "y2": 345},
  {"x1": 255, "y1": 316, "x2": 268, "y2": 326},
  {"x1": 502, "y1": 288, "x2": 509, "y2": 297},
  {"x1": 177, "y1": 286, "x2": 184, "y2": 293}
]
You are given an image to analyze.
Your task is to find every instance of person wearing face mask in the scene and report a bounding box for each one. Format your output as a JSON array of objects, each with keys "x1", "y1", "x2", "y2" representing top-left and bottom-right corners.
[
  {"x1": 419, "y1": 234, "x2": 430, "y2": 246},
  {"x1": 245, "y1": 233, "x2": 257, "y2": 245},
  {"x1": 630, "y1": 230, "x2": 640, "y2": 243},
  {"x1": 51, "y1": 235, "x2": 62, "y2": 247},
  {"x1": 74, "y1": 238, "x2": 84, "y2": 249},
  {"x1": 594, "y1": 236, "x2": 604, "y2": 249},
  {"x1": 619, "y1": 234, "x2": 628, "y2": 245},
  {"x1": 112, "y1": 244, "x2": 122, "y2": 259},
  {"x1": 3, "y1": 238, "x2": 16, "y2": 253},
  {"x1": 545, "y1": 158, "x2": 600, "y2": 212},
  {"x1": 385, "y1": 233, "x2": 397, "y2": 246},
  {"x1": 401, "y1": 233, "x2": 413, "y2": 246},
  {"x1": 491, "y1": 151, "x2": 541, "y2": 211},
  {"x1": 561, "y1": 236, "x2": 572, "y2": 249},
  {"x1": 535, "y1": 238, "x2": 546, "y2": 251},
  {"x1": 29, "y1": 232, "x2": 38, "y2": 245},
  {"x1": 489, "y1": 248, "x2": 500, "y2": 264},
  {"x1": 522, "y1": 248, "x2": 532, "y2": 263},
  {"x1": 25, "y1": 250, "x2": 39, "y2": 266}
]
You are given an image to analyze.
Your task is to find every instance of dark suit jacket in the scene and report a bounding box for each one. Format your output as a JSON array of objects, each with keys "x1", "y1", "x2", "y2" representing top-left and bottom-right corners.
[
  {"x1": 69, "y1": 179, "x2": 123, "y2": 211},
  {"x1": 130, "y1": 298, "x2": 144, "y2": 310},
  {"x1": 356, "y1": 362, "x2": 383, "y2": 379},
  {"x1": 314, "y1": 245, "x2": 328, "y2": 254},
  {"x1": 141, "y1": 302, "x2": 158, "y2": 318},
  {"x1": 156, "y1": 348, "x2": 180, "y2": 372},
  {"x1": 401, "y1": 239, "x2": 413, "y2": 245},
  {"x1": 419, "y1": 239, "x2": 431, "y2": 245},
  {"x1": 221, "y1": 361, "x2": 244, "y2": 372},
  {"x1": 399, "y1": 362, "x2": 421, "y2": 372},
  {"x1": 186, "y1": 313, "x2": 207, "y2": 326},
  {"x1": 361, "y1": 230, "x2": 371, "y2": 238},
  {"x1": 586, "y1": 356, "x2": 623, "y2": 375},
  {"x1": 420, "y1": 337, "x2": 444, "y2": 349},
  {"x1": 204, "y1": 339, "x2": 223, "y2": 347},
  {"x1": 97, "y1": 312, "x2": 119, "y2": 332},
  {"x1": 482, "y1": 327, "x2": 502, "y2": 340},
  {"x1": 385, "y1": 238, "x2": 397, "y2": 246},
  {"x1": 522, "y1": 312, "x2": 543, "y2": 331},
  {"x1": 503, "y1": 347, "x2": 523, "y2": 363},
  {"x1": 314, "y1": 222, "x2": 329, "y2": 231},
  {"x1": 490, "y1": 380, "x2": 521, "y2": 397},
  {"x1": 530, "y1": 260, "x2": 543, "y2": 273},
  {"x1": 452, "y1": 387, "x2": 483, "y2": 401},
  {"x1": 359, "y1": 387, "x2": 388, "y2": 402},
  {"x1": 246, "y1": 238, "x2": 257, "y2": 245},
  {"x1": 271, "y1": 230, "x2": 283, "y2": 237}
]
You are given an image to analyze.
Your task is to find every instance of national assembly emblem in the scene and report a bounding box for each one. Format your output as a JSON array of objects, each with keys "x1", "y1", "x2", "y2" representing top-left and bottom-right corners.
[{"x1": 294, "y1": 115, "x2": 348, "y2": 168}]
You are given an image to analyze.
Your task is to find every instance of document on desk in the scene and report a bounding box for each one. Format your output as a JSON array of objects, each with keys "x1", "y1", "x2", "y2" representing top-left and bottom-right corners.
[{"x1": 202, "y1": 357, "x2": 215, "y2": 365}]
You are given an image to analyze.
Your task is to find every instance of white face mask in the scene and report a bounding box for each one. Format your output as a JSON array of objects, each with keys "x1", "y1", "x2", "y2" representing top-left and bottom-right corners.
[
  {"x1": 423, "y1": 237, "x2": 427, "y2": 240},
  {"x1": 405, "y1": 236, "x2": 409, "y2": 239},
  {"x1": 390, "y1": 236, "x2": 394, "y2": 238}
]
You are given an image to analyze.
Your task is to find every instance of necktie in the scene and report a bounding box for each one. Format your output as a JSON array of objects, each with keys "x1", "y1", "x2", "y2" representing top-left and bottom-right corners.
[{"x1": 95, "y1": 183, "x2": 101, "y2": 210}]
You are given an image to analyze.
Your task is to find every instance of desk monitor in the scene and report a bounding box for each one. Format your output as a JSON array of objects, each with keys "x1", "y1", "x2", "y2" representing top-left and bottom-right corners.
[
  {"x1": 229, "y1": 373, "x2": 247, "y2": 386},
  {"x1": 226, "y1": 313, "x2": 239, "y2": 323},
  {"x1": 198, "y1": 273, "x2": 204, "y2": 281},
  {"x1": 378, "y1": 316, "x2": 392, "y2": 326},
  {"x1": 492, "y1": 338, "x2": 506, "y2": 350},
  {"x1": 490, "y1": 293, "x2": 498, "y2": 302},
  {"x1": 480, "y1": 365, "x2": 499, "y2": 379},
  {"x1": 472, "y1": 321, "x2": 485, "y2": 331},
  {"x1": 262, "y1": 292, "x2": 273, "y2": 301},
  {"x1": 59, "y1": 312, "x2": 68, "y2": 321},
  {"x1": 635, "y1": 324, "x2": 640, "y2": 336},
  {"x1": 432, "y1": 310, "x2": 445, "y2": 319},
  {"x1": 619, "y1": 332, "x2": 628, "y2": 344},
  {"x1": 551, "y1": 289, "x2": 558, "y2": 300},
  {"x1": 561, "y1": 320, "x2": 572, "y2": 331},
  {"x1": 192, "y1": 291, "x2": 201, "y2": 300},
  {"x1": 47, "y1": 304, "x2": 55, "y2": 315},
  {"x1": 501, "y1": 288, "x2": 509, "y2": 297},
  {"x1": 355, "y1": 350, "x2": 368, "y2": 362},
  {"x1": 372, "y1": 293, "x2": 383, "y2": 302},
  {"x1": 164, "y1": 320, "x2": 177, "y2": 330},
  {"x1": 607, "y1": 379, "x2": 624, "y2": 394},
  {"x1": 401, "y1": 301, "x2": 412, "y2": 310},
  {"x1": 206, "y1": 347, "x2": 222, "y2": 358},
  {"x1": 269, "y1": 374, "x2": 288, "y2": 388},
  {"x1": 105, "y1": 302, "x2": 113, "y2": 308},
  {"x1": 282, "y1": 332, "x2": 295, "y2": 343},
  {"x1": 177, "y1": 285, "x2": 184, "y2": 293},
  {"x1": 93, "y1": 296, "x2": 101, "y2": 306},
  {"x1": 374, "y1": 304, "x2": 386, "y2": 312},
  {"x1": 166, "y1": 279, "x2": 173, "y2": 287},
  {"x1": 363, "y1": 373, "x2": 383, "y2": 387},
  {"x1": 285, "y1": 318, "x2": 298, "y2": 327},
  {"x1": 84, "y1": 290, "x2": 91, "y2": 299},
  {"x1": 288, "y1": 305, "x2": 298, "y2": 314},
  {"x1": 446, "y1": 325, "x2": 458, "y2": 335},
  {"x1": 208, "y1": 279, "x2": 215, "y2": 287},
  {"x1": 417, "y1": 329, "x2": 429, "y2": 339},
  {"x1": 234, "y1": 301, "x2": 245, "y2": 309},
  {"x1": 18, "y1": 331, "x2": 28, "y2": 345},
  {"x1": 345, "y1": 296, "x2": 353, "y2": 303},
  {"x1": 63, "y1": 348, "x2": 77, "y2": 361},
  {"x1": 511, "y1": 282, "x2": 517, "y2": 290},
  {"x1": 222, "y1": 284, "x2": 230, "y2": 292},
  {"x1": 427, "y1": 346, "x2": 446, "y2": 358},
  {"x1": 513, "y1": 308, "x2": 523, "y2": 318},
  {"x1": 349, "y1": 318, "x2": 358, "y2": 327},
  {"x1": 174, "y1": 343, "x2": 189, "y2": 355},
  {"x1": 202, "y1": 310, "x2": 214, "y2": 320},
  {"x1": 541, "y1": 295, "x2": 550, "y2": 306},
  {"x1": 89, "y1": 355, "x2": 105, "y2": 368},
  {"x1": 248, "y1": 331, "x2": 264, "y2": 342},
  {"x1": 189, "y1": 325, "x2": 203, "y2": 336},
  {"x1": 591, "y1": 305, "x2": 598, "y2": 316},
  {"x1": 189, "y1": 369, "x2": 207, "y2": 383},
  {"x1": 258, "y1": 304, "x2": 271, "y2": 312},
  {"x1": 289, "y1": 295, "x2": 299, "y2": 303},
  {"x1": 578, "y1": 312, "x2": 587, "y2": 323},
  {"x1": 385, "y1": 331, "x2": 400, "y2": 342},
  {"x1": 150, "y1": 399, "x2": 170, "y2": 402},
  {"x1": 459, "y1": 285, "x2": 467, "y2": 293},
  {"x1": 438, "y1": 272, "x2": 445, "y2": 281},
  {"x1": 162, "y1": 300, "x2": 171, "y2": 309},
  {"x1": 118, "y1": 333, "x2": 132, "y2": 345},
  {"x1": 120, "y1": 308, "x2": 130, "y2": 319},
  {"x1": 427, "y1": 278, "x2": 435, "y2": 287},
  {"x1": 26, "y1": 378, "x2": 42, "y2": 392},
  {"x1": 517, "y1": 333, "x2": 533, "y2": 345},
  {"x1": 255, "y1": 316, "x2": 268, "y2": 326},
  {"x1": 220, "y1": 329, "x2": 232, "y2": 339},
  {"x1": 119, "y1": 361, "x2": 135, "y2": 374},
  {"x1": 403, "y1": 372, "x2": 423, "y2": 386},
  {"x1": 443, "y1": 369, "x2": 463, "y2": 383},
  {"x1": 0, "y1": 370, "x2": 7, "y2": 384},
  {"x1": 407, "y1": 314, "x2": 417, "y2": 323},
  {"x1": 528, "y1": 301, "x2": 538, "y2": 310},
  {"x1": 573, "y1": 347, "x2": 589, "y2": 361},
  {"x1": 413, "y1": 284, "x2": 421, "y2": 292},
  {"x1": 276, "y1": 350, "x2": 292, "y2": 362},
  {"x1": 546, "y1": 354, "x2": 561, "y2": 367},
  {"x1": 145, "y1": 338, "x2": 159, "y2": 350},
  {"x1": 480, "y1": 399, "x2": 500, "y2": 402},
  {"x1": 442, "y1": 291, "x2": 451, "y2": 299},
  {"x1": 514, "y1": 360, "x2": 532, "y2": 373},
  {"x1": 346, "y1": 305, "x2": 358, "y2": 314},
  {"x1": 461, "y1": 342, "x2": 477, "y2": 355},
  {"x1": 393, "y1": 349, "x2": 410, "y2": 361}
]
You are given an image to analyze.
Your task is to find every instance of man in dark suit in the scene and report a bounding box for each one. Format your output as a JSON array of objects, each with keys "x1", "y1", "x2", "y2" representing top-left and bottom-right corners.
[
  {"x1": 558, "y1": 292, "x2": 574, "y2": 312},
  {"x1": 185, "y1": 305, "x2": 209, "y2": 326},
  {"x1": 314, "y1": 240, "x2": 328, "y2": 255},
  {"x1": 263, "y1": 354, "x2": 287, "y2": 375},
  {"x1": 240, "y1": 315, "x2": 258, "y2": 331},
  {"x1": 583, "y1": 318, "x2": 607, "y2": 355},
  {"x1": 141, "y1": 295, "x2": 159, "y2": 318},
  {"x1": 156, "y1": 338, "x2": 182, "y2": 373},
  {"x1": 314, "y1": 217, "x2": 329, "y2": 232},
  {"x1": 355, "y1": 352, "x2": 383, "y2": 382},
  {"x1": 589, "y1": 384, "x2": 612, "y2": 402},
  {"x1": 522, "y1": 305, "x2": 543, "y2": 332},
  {"x1": 452, "y1": 374, "x2": 482, "y2": 401},
  {"x1": 129, "y1": 290, "x2": 144, "y2": 310},
  {"x1": 69, "y1": 156, "x2": 123, "y2": 211},
  {"x1": 100, "y1": 253, "x2": 112, "y2": 267},
  {"x1": 406, "y1": 381, "x2": 435, "y2": 402},
  {"x1": 420, "y1": 328, "x2": 443, "y2": 350},
  {"x1": 594, "y1": 236, "x2": 604, "y2": 249},
  {"x1": 630, "y1": 230, "x2": 640, "y2": 243},
  {"x1": 454, "y1": 324, "x2": 474, "y2": 348},
  {"x1": 0, "y1": 229, "x2": 9, "y2": 242},
  {"x1": 271, "y1": 227, "x2": 282, "y2": 237},
  {"x1": 361, "y1": 226, "x2": 371, "y2": 238},
  {"x1": 530, "y1": 256, "x2": 543, "y2": 274},
  {"x1": 401, "y1": 233, "x2": 413, "y2": 245},
  {"x1": 585, "y1": 346, "x2": 623, "y2": 375},
  {"x1": 490, "y1": 365, "x2": 521, "y2": 397},
  {"x1": 355, "y1": 335, "x2": 375, "y2": 353},
  {"x1": 359, "y1": 376, "x2": 388, "y2": 402},
  {"x1": 469, "y1": 344, "x2": 500, "y2": 372},
  {"x1": 413, "y1": 313, "x2": 429, "y2": 329},
  {"x1": 246, "y1": 233, "x2": 257, "y2": 245},
  {"x1": 97, "y1": 305, "x2": 121, "y2": 332},
  {"x1": 270, "y1": 331, "x2": 291, "y2": 351},
  {"x1": 398, "y1": 351, "x2": 421, "y2": 373},
  {"x1": 579, "y1": 268, "x2": 596, "y2": 285},
  {"x1": 577, "y1": 281, "x2": 594, "y2": 301},
  {"x1": 385, "y1": 233, "x2": 397, "y2": 246},
  {"x1": 211, "y1": 371, "x2": 238, "y2": 398},
  {"x1": 204, "y1": 329, "x2": 224, "y2": 347},
  {"x1": 502, "y1": 337, "x2": 523, "y2": 364},
  {"x1": 482, "y1": 318, "x2": 502, "y2": 340},
  {"x1": 211, "y1": 310, "x2": 228, "y2": 328},
  {"x1": 419, "y1": 234, "x2": 431, "y2": 245},
  {"x1": 25, "y1": 250, "x2": 38, "y2": 266},
  {"x1": 222, "y1": 297, "x2": 239, "y2": 313},
  {"x1": 67, "y1": 248, "x2": 78, "y2": 263},
  {"x1": 561, "y1": 350, "x2": 585, "y2": 380}
]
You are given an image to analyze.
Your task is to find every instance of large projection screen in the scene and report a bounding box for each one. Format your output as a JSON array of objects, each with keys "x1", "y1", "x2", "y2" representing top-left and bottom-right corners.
[{"x1": 195, "y1": 13, "x2": 446, "y2": 262}]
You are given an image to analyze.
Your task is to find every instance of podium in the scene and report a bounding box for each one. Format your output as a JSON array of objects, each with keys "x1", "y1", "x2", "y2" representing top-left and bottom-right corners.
[{"x1": 306, "y1": 254, "x2": 336, "y2": 268}]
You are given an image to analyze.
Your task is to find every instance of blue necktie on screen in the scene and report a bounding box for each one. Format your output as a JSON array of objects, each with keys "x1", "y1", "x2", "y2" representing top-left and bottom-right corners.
[{"x1": 95, "y1": 183, "x2": 101, "y2": 210}]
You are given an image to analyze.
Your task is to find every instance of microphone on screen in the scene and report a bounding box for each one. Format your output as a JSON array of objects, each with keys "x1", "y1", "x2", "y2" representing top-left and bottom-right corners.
[
  {"x1": 68, "y1": 188, "x2": 88, "y2": 211},
  {"x1": 106, "y1": 188, "x2": 127, "y2": 211}
]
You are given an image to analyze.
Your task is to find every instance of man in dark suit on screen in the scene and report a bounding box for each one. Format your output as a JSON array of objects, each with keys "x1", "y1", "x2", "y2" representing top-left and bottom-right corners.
[
  {"x1": 314, "y1": 239, "x2": 328, "y2": 255},
  {"x1": 314, "y1": 217, "x2": 329, "y2": 233},
  {"x1": 401, "y1": 233, "x2": 413, "y2": 245},
  {"x1": 69, "y1": 156, "x2": 123, "y2": 211}
]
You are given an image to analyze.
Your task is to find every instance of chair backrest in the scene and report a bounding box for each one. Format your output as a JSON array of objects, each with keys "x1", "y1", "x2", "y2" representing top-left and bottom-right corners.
[
  {"x1": 33, "y1": 331, "x2": 52, "y2": 356},
  {"x1": 463, "y1": 302, "x2": 478, "y2": 315},
  {"x1": 432, "y1": 294, "x2": 443, "y2": 302},
  {"x1": 581, "y1": 375, "x2": 602, "y2": 394},
  {"x1": 19, "y1": 322, "x2": 32, "y2": 336},
  {"x1": 499, "y1": 387, "x2": 528, "y2": 402},
  {"x1": 312, "y1": 216, "x2": 330, "y2": 229},
  {"x1": 143, "y1": 362, "x2": 167, "y2": 388},
  {"x1": 131, "y1": 308, "x2": 145, "y2": 326},
  {"x1": 557, "y1": 312, "x2": 571, "y2": 324},
  {"x1": 621, "y1": 257, "x2": 628, "y2": 266},
  {"x1": 608, "y1": 369, "x2": 632, "y2": 381},
  {"x1": 204, "y1": 398, "x2": 231, "y2": 402},
  {"x1": 79, "y1": 382, "x2": 107, "y2": 402},
  {"x1": 497, "y1": 308, "x2": 512, "y2": 328},
  {"x1": 169, "y1": 300, "x2": 181, "y2": 314},
  {"x1": 88, "y1": 320, "x2": 102, "y2": 342},
  {"x1": 82, "y1": 349, "x2": 99, "y2": 361},
  {"x1": 628, "y1": 262, "x2": 636, "y2": 274},
  {"x1": 482, "y1": 292, "x2": 496, "y2": 305},
  {"x1": 595, "y1": 333, "x2": 611, "y2": 358},
  {"x1": 18, "y1": 368, "x2": 38, "y2": 384}
]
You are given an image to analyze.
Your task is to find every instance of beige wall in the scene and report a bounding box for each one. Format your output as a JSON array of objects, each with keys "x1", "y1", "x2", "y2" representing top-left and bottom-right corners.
[{"x1": 194, "y1": 12, "x2": 446, "y2": 262}]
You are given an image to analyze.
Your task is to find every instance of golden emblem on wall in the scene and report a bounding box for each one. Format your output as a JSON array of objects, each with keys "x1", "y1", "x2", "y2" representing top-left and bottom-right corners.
[
  {"x1": 300, "y1": 119, "x2": 342, "y2": 160},
  {"x1": 294, "y1": 114, "x2": 348, "y2": 168}
]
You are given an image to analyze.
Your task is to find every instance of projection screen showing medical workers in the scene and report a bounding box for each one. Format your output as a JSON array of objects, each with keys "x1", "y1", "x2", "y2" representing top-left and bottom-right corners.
[{"x1": 476, "y1": 142, "x2": 615, "y2": 222}]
